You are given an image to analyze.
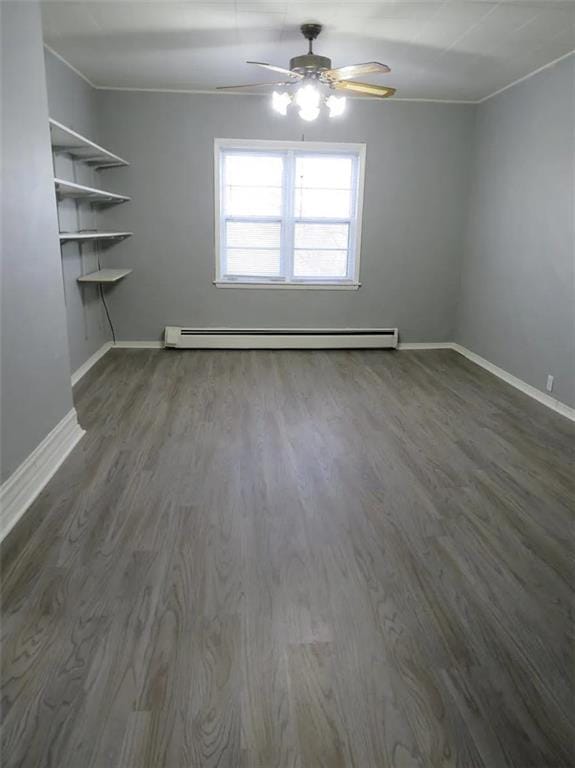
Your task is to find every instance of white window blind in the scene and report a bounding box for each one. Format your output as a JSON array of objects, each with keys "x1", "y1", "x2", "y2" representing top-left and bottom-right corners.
[{"x1": 215, "y1": 140, "x2": 365, "y2": 288}]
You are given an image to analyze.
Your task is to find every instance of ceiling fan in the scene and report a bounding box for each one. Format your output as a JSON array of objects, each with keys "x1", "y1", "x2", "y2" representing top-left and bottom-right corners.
[{"x1": 217, "y1": 23, "x2": 396, "y2": 121}]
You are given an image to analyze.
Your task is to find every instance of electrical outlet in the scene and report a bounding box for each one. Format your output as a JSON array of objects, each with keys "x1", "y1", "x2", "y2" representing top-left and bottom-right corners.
[{"x1": 546, "y1": 374, "x2": 554, "y2": 392}]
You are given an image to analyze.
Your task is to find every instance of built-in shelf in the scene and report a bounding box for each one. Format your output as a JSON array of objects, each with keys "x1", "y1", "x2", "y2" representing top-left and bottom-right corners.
[
  {"x1": 49, "y1": 118, "x2": 129, "y2": 169},
  {"x1": 51, "y1": 120, "x2": 133, "y2": 301},
  {"x1": 59, "y1": 231, "x2": 133, "y2": 243},
  {"x1": 77, "y1": 269, "x2": 132, "y2": 283},
  {"x1": 54, "y1": 178, "x2": 130, "y2": 205}
]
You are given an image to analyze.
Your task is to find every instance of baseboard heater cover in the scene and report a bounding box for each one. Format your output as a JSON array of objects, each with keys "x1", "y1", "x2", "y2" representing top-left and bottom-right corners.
[{"x1": 164, "y1": 327, "x2": 398, "y2": 349}]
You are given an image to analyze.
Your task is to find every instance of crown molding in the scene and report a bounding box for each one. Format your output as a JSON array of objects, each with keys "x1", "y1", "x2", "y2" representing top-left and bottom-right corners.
[
  {"x1": 43, "y1": 43, "x2": 575, "y2": 106},
  {"x1": 43, "y1": 44, "x2": 98, "y2": 88},
  {"x1": 478, "y1": 49, "x2": 575, "y2": 103}
]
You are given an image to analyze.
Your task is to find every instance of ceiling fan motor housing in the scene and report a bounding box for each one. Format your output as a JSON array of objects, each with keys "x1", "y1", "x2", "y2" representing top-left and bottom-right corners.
[{"x1": 290, "y1": 54, "x2": 332, "y2": 76}]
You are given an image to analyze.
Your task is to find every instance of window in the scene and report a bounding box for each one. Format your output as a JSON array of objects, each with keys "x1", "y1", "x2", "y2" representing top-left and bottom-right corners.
[{"x1": 214, "y1": 139, "x2": 366, "y2": 288}]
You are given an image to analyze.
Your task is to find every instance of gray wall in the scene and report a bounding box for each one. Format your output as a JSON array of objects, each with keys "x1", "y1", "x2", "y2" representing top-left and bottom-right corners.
[
  {"x1": 457, "y1": 55, "x2": 575, "y2": 408},
  {"x1": 1, "y1": 2, "x2": 73, "y2": 481},
  {"x1": 97, "y1": 91, "x2": 474, "y2": 342},
  {"x1": 44, "y1": 50, "x2": 111, "y2": 373}
]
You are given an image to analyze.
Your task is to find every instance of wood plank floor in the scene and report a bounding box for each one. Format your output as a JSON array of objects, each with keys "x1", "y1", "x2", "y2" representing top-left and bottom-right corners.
[{"x1": 1, "y1": 348, "x2": 574, "y2": 768}]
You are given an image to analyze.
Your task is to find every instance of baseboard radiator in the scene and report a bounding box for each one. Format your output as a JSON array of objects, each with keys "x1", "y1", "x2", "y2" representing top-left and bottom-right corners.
[{"x1": 164, "y1": 327, "x2": 398, "y2": 350}]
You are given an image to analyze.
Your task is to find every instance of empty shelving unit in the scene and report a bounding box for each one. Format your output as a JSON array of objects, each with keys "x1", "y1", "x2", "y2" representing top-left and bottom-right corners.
[
  {"x1": 51, "y1": 118, "x2": 132, "y2": 347},
  {"x1": 50, "y1": 119, "x2": 132, "y2": 280}
]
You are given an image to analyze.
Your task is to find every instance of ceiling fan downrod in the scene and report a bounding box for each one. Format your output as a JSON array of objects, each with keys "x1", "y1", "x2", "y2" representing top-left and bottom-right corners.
[
  {"x1": 291, "y1": 23, "x2": 332, "y2": 77},
  {"x1": 301, "y1": 23, "x2": 322, "y2": 54}
]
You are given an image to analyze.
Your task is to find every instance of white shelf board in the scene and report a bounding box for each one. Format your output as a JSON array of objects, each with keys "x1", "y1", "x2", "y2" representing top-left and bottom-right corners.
[
  {"x1": 78, "y1": 269, "x2": 132, "y2": 283},
  {"x1": 59, "y1": 231, "x2": 133, "y2": 243},
  {"x1": 54, "y1": 178, "x2": 130, "y2": 205},
  {"x1": 49, "y1": 118, "x2": 129, "y2": 169}
]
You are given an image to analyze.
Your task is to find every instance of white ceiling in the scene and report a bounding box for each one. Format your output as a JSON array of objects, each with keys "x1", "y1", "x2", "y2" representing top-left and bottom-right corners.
[{"x1": 41, "y1": 1, "x2": 575, "y2": 101}]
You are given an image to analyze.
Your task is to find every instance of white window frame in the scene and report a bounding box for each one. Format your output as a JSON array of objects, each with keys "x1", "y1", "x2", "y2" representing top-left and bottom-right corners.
[{"x1": 214, "y1": 138, "x2": 366, "y2": 289}]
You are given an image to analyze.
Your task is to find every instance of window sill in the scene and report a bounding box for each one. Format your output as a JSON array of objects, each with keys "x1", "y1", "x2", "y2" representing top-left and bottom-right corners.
[{"x1": 214, "y1": 281, "x2": 361, "y2": 291}]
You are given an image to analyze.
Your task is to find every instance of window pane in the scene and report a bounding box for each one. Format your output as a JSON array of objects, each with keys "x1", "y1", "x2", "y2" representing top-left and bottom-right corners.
[
  {"x1": 295, "y1": 223, "x2": 349, "y2": 249},
  {"x1": 225, "y1": 154, "x2": 283, "y2": 187},
  {"x1": 226, "y1": 248, "x2": 281, "y2": 277},
  {"x1": 294, "y1": 188, "x2": 351, "y2": 218},
  {"x1": 293, "y1": 249, "x2": 348, "y2": 278},
  {"x1": 223, "y1": 153, "x2": 283, "y2": 217},
  {"x1": 295, "y1": 156, "x2": 353, "y2": 189},
  {"x1": 294, "y1": 155, "x2": 354, "y2": 218},
  {"x1": 225, "y1": 186, "x2": 282, "y2": 217},
  {"x1": 226, "y1": 221, "x2": 281, "y2": 249}
]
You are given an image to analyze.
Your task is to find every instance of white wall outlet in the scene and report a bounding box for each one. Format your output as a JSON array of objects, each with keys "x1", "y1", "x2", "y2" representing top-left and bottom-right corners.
[{"x1": 546, "y1": 374, "x2": 554, "y2": 392}]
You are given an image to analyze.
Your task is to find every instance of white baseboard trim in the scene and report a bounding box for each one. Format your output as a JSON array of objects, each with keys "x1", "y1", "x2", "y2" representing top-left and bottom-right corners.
[
  {"x1": 397, "y1": 342, "x2": 453, "y2": 350},
  {"x1": 452, "y1": 344, "x2": 575, "y2": 422},
  {"x1": 0, "y1": 409, "x2": 85, "y2": 541},
  {"x1": 113, "y1": 341, "x2": 164, "y2": 349},
  {"x1": 71, "y1": 342, "x2": 113, "y2": 386}
]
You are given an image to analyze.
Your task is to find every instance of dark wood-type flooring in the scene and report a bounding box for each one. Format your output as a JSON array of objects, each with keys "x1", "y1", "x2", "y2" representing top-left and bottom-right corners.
[{"x1": 2, "y1": 349, "x2": 574, "y2": 767}]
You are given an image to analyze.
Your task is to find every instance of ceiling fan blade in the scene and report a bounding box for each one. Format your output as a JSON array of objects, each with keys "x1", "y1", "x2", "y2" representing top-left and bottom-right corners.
[
  {"x1": 247, "y1": 61, "x2": 303, "y2": 79},
  {"x1": 334, "y1": 80, "x2": 396, "y2": 98},
  {"x1": 324, "y1": 62, "x2": 390, "y2": 81},
  {"x1": 216, "y1": 81, "x2": 293, "y2": 90}
]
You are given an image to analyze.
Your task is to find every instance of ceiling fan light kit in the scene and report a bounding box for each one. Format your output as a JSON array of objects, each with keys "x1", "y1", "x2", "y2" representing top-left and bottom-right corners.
[
  {"x1": 219, "y1": 23, "x2": 396, "y2": 122},
  {"x1": 272, "y1": 86, "x2": 346, "y2": 120}
]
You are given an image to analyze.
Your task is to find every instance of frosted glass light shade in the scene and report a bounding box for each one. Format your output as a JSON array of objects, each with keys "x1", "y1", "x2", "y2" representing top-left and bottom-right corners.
[
  {"x1": 295, "y1": 84, "x2": 321, "y2": 111},
  {"x1": 326, "y1": 95, "x2": 346, "y2": 118},
  {"x1": 272, "y1": 91, "x2": 291, "y2": 115},
  {"x1": 299, "y1": 106, "x2": 320, "y2": 121}
]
